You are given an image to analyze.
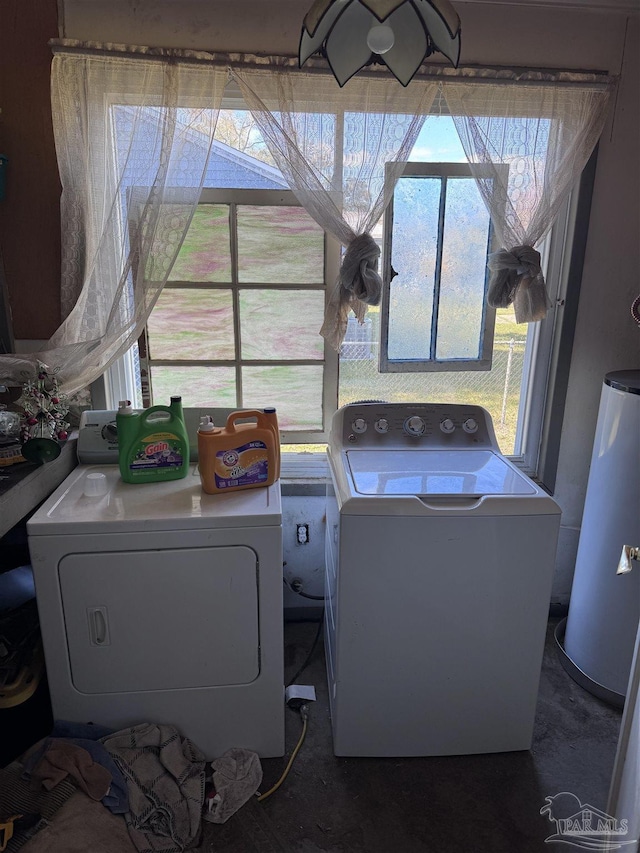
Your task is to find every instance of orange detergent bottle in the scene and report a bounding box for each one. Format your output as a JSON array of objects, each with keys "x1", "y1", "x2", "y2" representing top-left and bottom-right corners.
[
  {"x1": 197, "y1": 409, "x2": 279, "y2": 495},
  {"x1": 262, "y1": 407, "x2": 281, "y2": 479}
]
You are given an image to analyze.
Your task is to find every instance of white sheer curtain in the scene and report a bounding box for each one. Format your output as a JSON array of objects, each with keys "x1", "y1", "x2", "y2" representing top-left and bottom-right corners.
[
  {"x1": 0, "y1": 48, "x2": 615, "y2": 393},
  {"x1": 230, "y1": 67, "x2": 439, "y2": 349},
  {"x1": 443, "y1": 74, "x2": 614, "y2": 323},
  {"x1": 0, "y1": 45, "x2": 226, "y2": 394}
]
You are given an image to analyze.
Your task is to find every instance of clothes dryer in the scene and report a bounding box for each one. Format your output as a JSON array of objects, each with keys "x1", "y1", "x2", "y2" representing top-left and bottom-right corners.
[
  {"x1": 325, "y1": 402, "x2": 560, "y2": 757},
  {"x1": 27, "y1": 411, "x2": 284, "y2": 758}
]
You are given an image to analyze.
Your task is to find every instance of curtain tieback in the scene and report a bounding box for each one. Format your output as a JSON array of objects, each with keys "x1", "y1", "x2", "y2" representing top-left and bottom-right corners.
[
  {"x1": 488, "y1": 246, "x2": 541, "y2": 293},
  {"x1": 339, "y1": 233, "x2": 382, "y2": 307},
  {"x1": 494, "y1": 245, "x2": 541, "y2": 277},
  {"x1": 320, "y1": 233, "x2": 381, "y2": 352},
  {"x1": 487, "y1": 245, "x2": 550, "y2": 323}
]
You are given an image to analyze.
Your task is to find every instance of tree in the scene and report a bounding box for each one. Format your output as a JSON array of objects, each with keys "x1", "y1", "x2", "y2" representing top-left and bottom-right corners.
[{"x1": 215, "y1": 110, "x2": 276, "y2": 166}]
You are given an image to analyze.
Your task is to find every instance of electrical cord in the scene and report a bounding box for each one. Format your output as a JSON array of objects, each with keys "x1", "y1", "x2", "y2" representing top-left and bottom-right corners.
[
  {"x1": 286, "y1": 615, "x2": 323, "y2": 688},
  {"x1": 293, "y1": 590, "x2": 324, "y2": 601},
  {"x1": 256, "y1": 705, "x2": 309, "y2": 802},
  {"x1": 257, "y1": 596, "x2": 322, "y2": 802},
  {"x1": 283, "y1": 578, "x2": 325, "y2": 601}
]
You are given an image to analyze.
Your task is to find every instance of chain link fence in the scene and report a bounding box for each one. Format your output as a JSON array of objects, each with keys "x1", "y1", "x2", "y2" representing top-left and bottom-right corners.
[{"x1": 340, "y1": 316, "x2": 526, "y2": 454}]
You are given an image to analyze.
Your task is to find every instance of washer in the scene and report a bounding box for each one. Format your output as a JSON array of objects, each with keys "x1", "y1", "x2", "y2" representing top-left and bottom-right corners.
[
  {"x1": 27, "y1": 411, "x2": 284, "y2": 759},
  {"x1": 325, "y1": 402, "x2": 561, "y2": 757}
]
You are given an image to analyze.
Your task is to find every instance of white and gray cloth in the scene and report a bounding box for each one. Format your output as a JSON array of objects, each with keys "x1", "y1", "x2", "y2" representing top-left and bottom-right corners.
[
  {"x1": 101, "y1": 724, "x2": 206, "y2": 853},
  {"x1": 320, "y1": 232, "x2": 382, "y2": 351},
  {"x1": 487, "y1": 245, "x2": 550, "y2": 323},
  {"x1": 203, "y1": 748, "x2": 262, "y2": 825}
]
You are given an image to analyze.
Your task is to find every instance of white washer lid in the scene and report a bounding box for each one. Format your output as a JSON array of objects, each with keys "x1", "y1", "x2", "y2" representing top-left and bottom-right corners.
[
  {"x1": 27, "y1": 465, "x2": 281, "y2": 535},
  {"x1": 346, "y1": 449, "x2": 537, "y2": 497}
]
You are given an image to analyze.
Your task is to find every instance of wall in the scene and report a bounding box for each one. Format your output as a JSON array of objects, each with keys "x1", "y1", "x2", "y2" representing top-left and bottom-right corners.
[
  {"x1": 551, "y1": 14, "x2": 640, "y2": 598},
  {"x1": 7, "y1": 0, "x2": 640, "y2": 609},
  {"x1": 281, "y1": 491, "x2": 326, "y2": 617},
  {"x1": 0, "y1": 0, "x2": 61, "y2": 341}
]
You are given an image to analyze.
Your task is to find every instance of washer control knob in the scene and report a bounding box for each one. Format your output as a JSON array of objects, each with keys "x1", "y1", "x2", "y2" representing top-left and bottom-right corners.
[
  {"x1": 102, "y1": 422, "x2": 118, "y2": 440},
  {"x1": 404, "y1": 415, "x2": 426, "y2": 437},
  {"x1": 440, "y1": 418, "x2": 455, "y2": 434},
  {"x1": 375, "y1": 418, "x2": 389, "y2": 434},
  {"x1": 463, "y1": 417, "x2": 479, "y2": 434},
  {"x1": 351, "y1": 417, "x2": 368, "y2": 434}
]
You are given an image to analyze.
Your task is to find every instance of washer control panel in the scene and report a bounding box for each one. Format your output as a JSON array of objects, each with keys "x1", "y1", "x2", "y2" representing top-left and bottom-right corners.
[
  {"x1": 77, "y1": 410, "x2": 120, "y2": 464},
  {"x1": 339, "y1": 403, "x2": 496, "y2": 449}
]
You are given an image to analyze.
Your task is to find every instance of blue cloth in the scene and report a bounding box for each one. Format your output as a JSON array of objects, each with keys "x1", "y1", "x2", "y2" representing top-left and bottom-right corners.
[
  {"x1": 0, "y1": 566, "x2": 35, "y2": 613},
  {"x1": 24, "y1": 734, "x2": 129, "y2": 815},
  {"x1": 52, "y1": 720, "x2": 115, "y2": 741}
]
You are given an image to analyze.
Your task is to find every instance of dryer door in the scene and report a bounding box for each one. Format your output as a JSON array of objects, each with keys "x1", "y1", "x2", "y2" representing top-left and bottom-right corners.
[{"x1": 59, "y1": 546, "x2": 259, "y2": 693}]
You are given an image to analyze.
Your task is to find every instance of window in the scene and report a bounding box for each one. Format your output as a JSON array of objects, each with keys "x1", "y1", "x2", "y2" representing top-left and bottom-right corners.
[
  {"x1": 104, "y1": 109, "x2": 573, "y2": 469},
  {"x1": 135, "y1": 189, "x2": 340, "y2": 442},
  {"x1": 380, "y1": 162, "x2": 503, "y2": 373}
]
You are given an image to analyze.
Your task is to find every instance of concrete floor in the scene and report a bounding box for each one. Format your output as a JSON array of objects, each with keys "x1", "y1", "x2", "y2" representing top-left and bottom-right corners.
[
  {"x1": 1, "y1": 616, "x2": 623, "y2": 852},
  {"x1": 198, "y1": 618, "x2": 623, "y2": 853}
]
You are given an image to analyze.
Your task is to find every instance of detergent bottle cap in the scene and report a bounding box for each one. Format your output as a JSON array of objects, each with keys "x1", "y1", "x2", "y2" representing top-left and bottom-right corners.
[
  {"x1": 198, "y1": 415, "x2": 216, "y2": 433},
  {"x1": 118, "y1": 400, "x2": 134, "y2": 415},
  {"x1": 84, "y1": 471, "x2": 109, "y2": 497},
  {"x1": 264, "y1": 407, "x2": 277, "y2": 414}
]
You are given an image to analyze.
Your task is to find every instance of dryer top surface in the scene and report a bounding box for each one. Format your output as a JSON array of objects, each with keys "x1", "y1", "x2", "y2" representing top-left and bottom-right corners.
[{"x1": 27, "y1": 465, "x2": 282, "y2": 535}]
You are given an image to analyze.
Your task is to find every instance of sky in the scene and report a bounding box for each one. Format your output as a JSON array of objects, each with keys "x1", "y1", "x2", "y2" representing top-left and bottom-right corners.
[
  {"x1": 409, "y1": 115, "x2": 467, "y2": 163},
  {"x1": 212, "y1": 109, "x2": 468, "y2": 167}
]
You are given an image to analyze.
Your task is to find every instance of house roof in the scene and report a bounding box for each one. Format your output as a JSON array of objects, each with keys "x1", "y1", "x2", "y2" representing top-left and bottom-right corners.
[
  {"x1": 207, "y1": 137, "x2": 288, "y2": 189},
  {"x1": 114, "y1": 104, "x2": 289, "y2": 190}
]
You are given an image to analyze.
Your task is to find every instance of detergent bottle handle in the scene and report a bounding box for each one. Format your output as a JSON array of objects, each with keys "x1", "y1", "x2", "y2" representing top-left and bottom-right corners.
[
  {"x1": 141, "y1": 406, "x2": 175, "y2": 425},
  {"x1": 225, "y1": 410, "x2": 266, "y2": 434}
]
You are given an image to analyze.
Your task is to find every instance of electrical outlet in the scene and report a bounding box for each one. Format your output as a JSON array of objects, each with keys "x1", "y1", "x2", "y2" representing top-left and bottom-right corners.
[{"x1": 296, "y1": 523, "x2": 310, "y2": 544}]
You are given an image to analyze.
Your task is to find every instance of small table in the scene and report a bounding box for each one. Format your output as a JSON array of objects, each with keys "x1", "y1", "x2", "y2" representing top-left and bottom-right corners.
[{"x1": 0, "y1": 438, "x2": 78, "y2": 539}]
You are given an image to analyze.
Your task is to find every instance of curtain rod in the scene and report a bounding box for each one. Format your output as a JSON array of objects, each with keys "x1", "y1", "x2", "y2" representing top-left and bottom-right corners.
[{"x1": 48, "y1": 39, "x2": 616, "y2": 90}]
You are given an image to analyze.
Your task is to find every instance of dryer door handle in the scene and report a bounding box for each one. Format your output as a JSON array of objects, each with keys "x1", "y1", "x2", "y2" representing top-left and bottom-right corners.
[{"x1": 88, "y1": 606, "x2": 111, "y2": 646}]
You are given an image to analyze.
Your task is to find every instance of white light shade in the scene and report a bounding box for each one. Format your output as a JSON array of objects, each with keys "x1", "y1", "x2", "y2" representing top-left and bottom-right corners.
[
  {"x1": 299, "y1": 0, "x2": 462, "y2": 87},
  {"x1": 367, "y1": 24, "x2": 395, "y2": 54}
]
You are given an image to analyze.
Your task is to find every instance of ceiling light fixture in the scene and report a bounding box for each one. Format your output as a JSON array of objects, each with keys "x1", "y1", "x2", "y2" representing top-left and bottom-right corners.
[{"x1": 299, "y1": 0, "x2": 462, "y2": 87}]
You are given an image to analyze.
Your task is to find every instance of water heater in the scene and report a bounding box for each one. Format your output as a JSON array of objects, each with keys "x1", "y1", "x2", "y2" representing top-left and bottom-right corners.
[{"x1": 561, "y1": 370, "x2": 640, "y2": 705}]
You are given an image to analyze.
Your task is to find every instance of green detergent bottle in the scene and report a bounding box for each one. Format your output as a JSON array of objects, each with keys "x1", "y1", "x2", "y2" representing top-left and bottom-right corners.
[{"x1": 116, "y1": 396, "x2": 189, "y2": 484}]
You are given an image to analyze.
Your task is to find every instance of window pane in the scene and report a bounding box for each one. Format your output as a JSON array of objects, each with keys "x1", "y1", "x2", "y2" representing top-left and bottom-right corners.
[
  {"x1": 436, "y1": 178, "x2": 490, "y2": 360},
  {"x1": 212, "y1": 110, "x2": 279, "y2": 181},
  {"x1": 243, "y1": 365, "x2": 323, "y2": 431},
  {"x1": 147, "y1": 289, "x2": 235, "y2": 359},
  {"x1": 240, "y1": 290, "x2": 325, "y2": 360},
  {"x1": 388, "y1": 177, "x2": 440, "y2": 360},
  {"x1": 150, "y1": 366, "x2": 236, "y2": 408},
  {"x1": 169, "y1": 205, "x2": 231, "y2": 282},
  {"x1": 237, "y1": 206, "x2": 324, "y2": 283}
]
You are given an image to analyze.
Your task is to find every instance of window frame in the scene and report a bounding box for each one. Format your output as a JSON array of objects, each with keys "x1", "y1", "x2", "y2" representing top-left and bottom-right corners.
[
  {"x1": 379, "y1": 161, "x2": 508, "y2": 374},
  {"x1": 134, "y1": 187, "x2": 342, "y2": 445},
  {"x1": 512, "y1": 185, "x2": 576, "y2": 476}
]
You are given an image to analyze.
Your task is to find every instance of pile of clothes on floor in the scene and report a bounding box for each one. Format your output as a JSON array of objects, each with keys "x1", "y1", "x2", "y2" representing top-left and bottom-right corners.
[{"x1": 0, "y1": 721, "x2": 262, "y2": 852}]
